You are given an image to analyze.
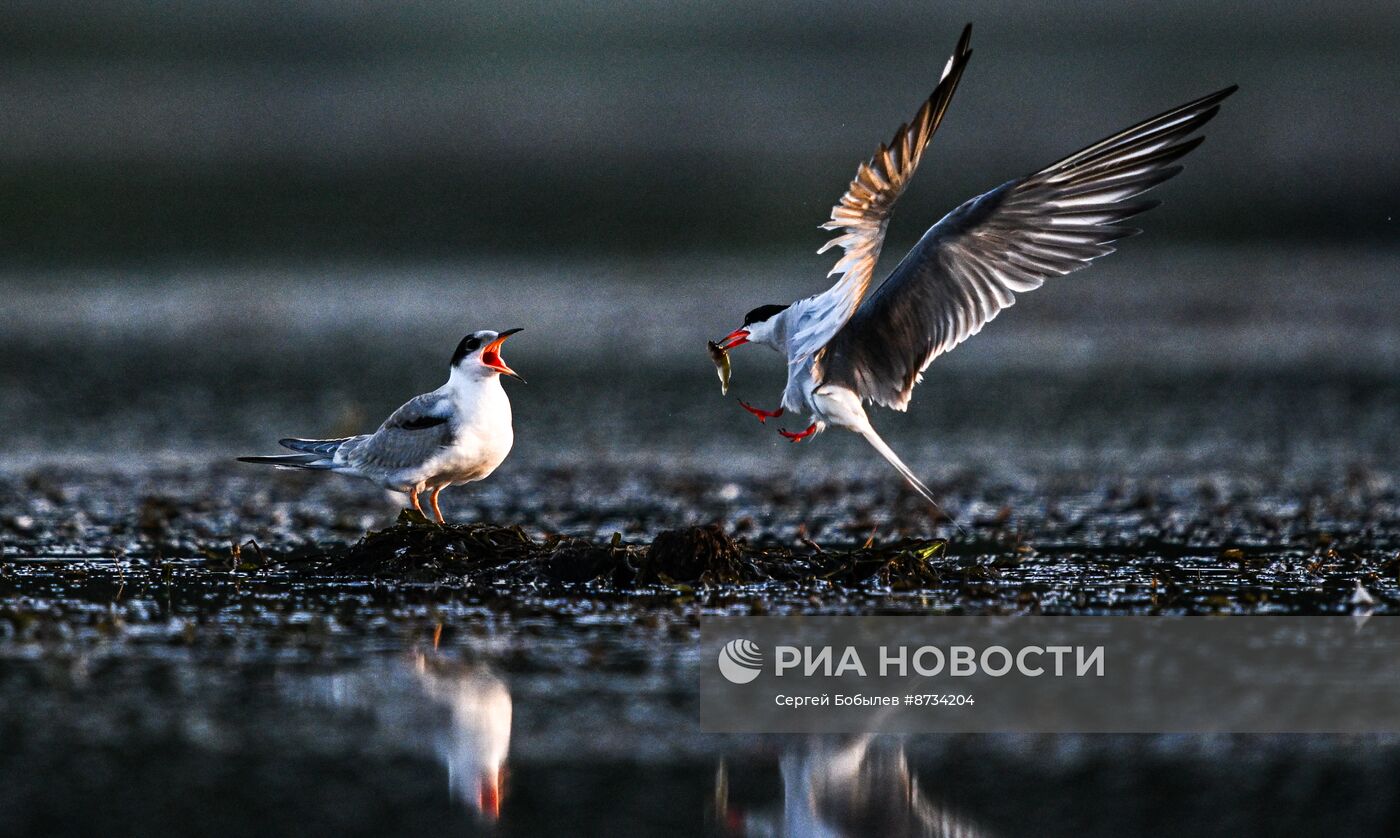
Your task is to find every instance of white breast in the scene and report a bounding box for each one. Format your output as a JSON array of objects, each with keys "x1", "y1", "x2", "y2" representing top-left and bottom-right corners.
[
  {"x1": 779, "y1": 299, "x2": 829, "y2": 415},
  {"x1": 436, "y1": 376, "x2": 514, "y2": 486}
]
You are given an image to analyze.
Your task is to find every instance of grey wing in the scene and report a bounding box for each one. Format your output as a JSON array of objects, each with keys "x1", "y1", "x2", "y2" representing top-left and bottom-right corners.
[
  {"x1": 342, "y1": 393, "x2": 455, "y2": 473},
  {"x1": 817, "y1": 85, "x2": 1237, "y2": 410},
  {"x1": 788, "y1": 24, "x2": 973, "y2": 359}
]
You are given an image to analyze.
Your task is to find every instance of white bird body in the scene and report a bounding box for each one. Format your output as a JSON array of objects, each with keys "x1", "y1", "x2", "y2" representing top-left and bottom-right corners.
[
  {"x1": 717, "y1": 23, "x2": 1235, "y2": 519},
  {"x1": 741, "y1": 299, "x2": 842, "y2": 420},
  {"x1": 240, "y1": 328, "x2": 523, "y2": 523},
  {"x1": 346, "y1": 369, "x2": 514, "y2": 494}
]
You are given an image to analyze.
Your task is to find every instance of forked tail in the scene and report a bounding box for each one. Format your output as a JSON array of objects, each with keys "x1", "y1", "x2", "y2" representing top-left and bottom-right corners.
[
  {"x1": 237, "y1": 436, "x2": 350, "y2": 470},
  {"x1": 857, "y1": 426, "x2": 964, "y2": 534},
  {"x1": 235, "y1": 453, "x2": 333, "y2": 469}
]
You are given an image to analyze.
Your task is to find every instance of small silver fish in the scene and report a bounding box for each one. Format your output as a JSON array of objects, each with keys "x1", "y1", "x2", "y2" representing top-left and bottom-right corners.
[{"x1": 707, "y1": 340, "x2": 732, "y2": 395}]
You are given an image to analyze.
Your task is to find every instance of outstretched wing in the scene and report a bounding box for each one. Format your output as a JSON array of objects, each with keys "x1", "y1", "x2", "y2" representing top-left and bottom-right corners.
[
  {"x1": 817, "y1": 85, "x2": 1237, "y2": 409},
  {"x1": 343, "y1": 393, "x2": 455, "y2": 473},
  {"x1": 788, "y1": 23, "x2": 974, "y2": 359}
]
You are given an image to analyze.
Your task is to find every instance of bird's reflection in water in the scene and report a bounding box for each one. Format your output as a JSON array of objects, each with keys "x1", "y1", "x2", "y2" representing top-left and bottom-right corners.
[
  {"x1": 295, "y1": 651, "x2": 513, "y2": 823},
  {"x1": 717, "y1": 735, "x2": 988, "y2": 837},
  {"x1": 413, "y1": 653, "x2": 513, "y2": 821}
]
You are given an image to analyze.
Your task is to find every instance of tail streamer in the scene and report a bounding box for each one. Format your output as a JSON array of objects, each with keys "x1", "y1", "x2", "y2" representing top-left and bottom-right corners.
[{"x1": 857, "y1": 426, "x2": 964, "y2": 535}]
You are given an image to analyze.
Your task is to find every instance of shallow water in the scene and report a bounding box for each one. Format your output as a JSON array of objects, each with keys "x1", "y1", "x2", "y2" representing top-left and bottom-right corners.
[
  {"x1": 3, "y1": 249, "x2": 1400, "y2": 834},
  {"x1": 5, "y1": 599, "x2": 1400, "y2": 836},
  {"x1": 5, "y1": 562, "x2": 1400, "y2": 836}
]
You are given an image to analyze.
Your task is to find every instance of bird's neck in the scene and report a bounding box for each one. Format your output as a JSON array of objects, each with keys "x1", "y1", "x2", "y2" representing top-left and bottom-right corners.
[
  {"x1": 444, "y1": 369, "x2": 511, "y2": 420},
  {"x1": 751, "y1": 308, "x2": 794, "y2": 352}
]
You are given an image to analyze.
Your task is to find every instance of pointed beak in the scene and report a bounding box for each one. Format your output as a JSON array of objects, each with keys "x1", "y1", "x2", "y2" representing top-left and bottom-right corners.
[
  {"x1": 718, "y1": 328, "x2": 750, "y2": 350},
  {"x1": 482, "y1": 328, "x2": 524, "y2": 382}
]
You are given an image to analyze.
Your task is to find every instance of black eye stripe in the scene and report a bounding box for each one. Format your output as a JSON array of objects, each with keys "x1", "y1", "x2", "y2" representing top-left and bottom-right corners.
[{"x1": 450, "y1": 333, "x2": 486, "y2": 366}]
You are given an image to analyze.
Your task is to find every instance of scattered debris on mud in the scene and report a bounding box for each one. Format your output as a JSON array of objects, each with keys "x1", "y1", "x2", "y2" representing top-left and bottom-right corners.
[
  {"x1": 176, "y1": 513, "x2": 1396, "y2": 618},
  {"x1": 3, "y1": 464, "x2": 1399, "y2": 615},
  {"x1": 246, "y1": 514, "x2": 953, "y2": 590}
]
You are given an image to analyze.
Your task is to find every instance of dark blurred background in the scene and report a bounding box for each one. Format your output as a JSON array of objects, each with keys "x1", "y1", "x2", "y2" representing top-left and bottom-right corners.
[
  {"x1": 0, "y1": 0, "x2": 1396, "y2": 265},
  {"x1": 0, "y1": 1, "x2": 1396, "y2": 471}
]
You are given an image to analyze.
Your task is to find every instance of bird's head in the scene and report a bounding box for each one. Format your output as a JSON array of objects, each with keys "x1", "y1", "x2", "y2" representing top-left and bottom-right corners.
[
  {"x1": 452, "y1": 328, "x2": 524, "y2": 382},
  {"x1": 719, "y1": 304, "x2": 790, "y2": 351}
]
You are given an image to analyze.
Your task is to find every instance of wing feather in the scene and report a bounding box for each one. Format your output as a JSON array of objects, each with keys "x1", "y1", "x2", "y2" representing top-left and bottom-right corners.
[
  {"x1": 789, "y1": 23, "x2": 974, "y2": 358},
  {"x1": 343, "y1": 393, "x2": 455, "y2": 473},
  {"x1": 818, "y1": 85, "x2": 1237, "y2": 409}
]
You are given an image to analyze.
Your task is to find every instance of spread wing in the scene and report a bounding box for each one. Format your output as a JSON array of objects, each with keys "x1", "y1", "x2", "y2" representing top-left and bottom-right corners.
[
  {"x1": 343, "y1": 393, "x2": 454, "y2": 472},
  {"x1": 817, "y1": 85, "x2": 1238, "y2": 409},
  {"x1": 788, "y1": 23, "x2": 973, "y2": 358}
]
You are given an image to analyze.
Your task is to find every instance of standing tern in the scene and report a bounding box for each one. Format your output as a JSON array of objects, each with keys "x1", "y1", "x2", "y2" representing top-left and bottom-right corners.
[
  {"x1": 713, "y1": 23, "x2": 1234, "y2": 513},
  {"x1": 239, "y1": 329, "x2": 523, "y2": 523}
]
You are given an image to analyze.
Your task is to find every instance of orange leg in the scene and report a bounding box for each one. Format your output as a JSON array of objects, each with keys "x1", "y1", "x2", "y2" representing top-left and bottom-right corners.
[
  {"x1": 408, "y1": 488, "x2": 425, "y2": 517},
  {"x1": 429, "y1": 486, "x2": 446, "y2": 525},
  {"x1": 779, "y1": 423, "x2": 818, "y2": 443},
  {"x1": 739, "y1": 400, "x2": 784, "y2": 424}
]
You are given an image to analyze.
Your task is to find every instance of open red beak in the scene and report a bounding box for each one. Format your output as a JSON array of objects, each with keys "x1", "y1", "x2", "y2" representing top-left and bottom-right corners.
[
  {"x1": 481, "y1": 328, "x2": 524, "y2": 381},
  {"x1": 719, "y1": 328, "x2": 750, "y2": 350}
]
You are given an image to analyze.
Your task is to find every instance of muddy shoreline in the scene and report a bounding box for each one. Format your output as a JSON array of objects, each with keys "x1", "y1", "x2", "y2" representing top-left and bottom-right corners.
[{"x1": 5, "y1": 461, "x2": 1396, "y2": 619}]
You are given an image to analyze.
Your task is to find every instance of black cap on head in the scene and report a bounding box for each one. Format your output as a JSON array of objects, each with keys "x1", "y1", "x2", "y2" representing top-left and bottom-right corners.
[
  {"x1": 743, "y1": 304, "x2": 789, "y2": 326},
  {"x1": 451, "y1": 333, "x2": 484, "y2": 366}
]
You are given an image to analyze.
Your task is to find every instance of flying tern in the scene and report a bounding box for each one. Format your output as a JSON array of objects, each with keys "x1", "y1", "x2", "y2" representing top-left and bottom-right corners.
[
  {"x1": 239, "y1": 329, "x2": 523, "y2": 523},
  {"x1": 713, "y1": 23, "x2": 1235, "y2": 513}
]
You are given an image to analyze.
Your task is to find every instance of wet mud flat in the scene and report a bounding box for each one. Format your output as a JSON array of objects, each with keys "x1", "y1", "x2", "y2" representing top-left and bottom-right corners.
[
  {"x1": 2, "y1": 460, "x2": 1400, "y2": 835},
  {"x1": 4, "y1": 463, "x2": 1400, "y2": 836},
  {"x1": 4, "y1": 461, "x2": 1398, "y2": 618},
  {"x1": 4, "y1": 460, "x2": 1400, "y2": 835}
]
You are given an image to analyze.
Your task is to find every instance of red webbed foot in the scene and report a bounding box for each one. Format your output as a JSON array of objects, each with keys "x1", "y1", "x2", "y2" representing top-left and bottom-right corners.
[
  {"x1": 778, "y1": 423, "x2": 818, "y2": 443},
  {"x1": 739, "y1": 400, "x2": 784, "y2": 424}
]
